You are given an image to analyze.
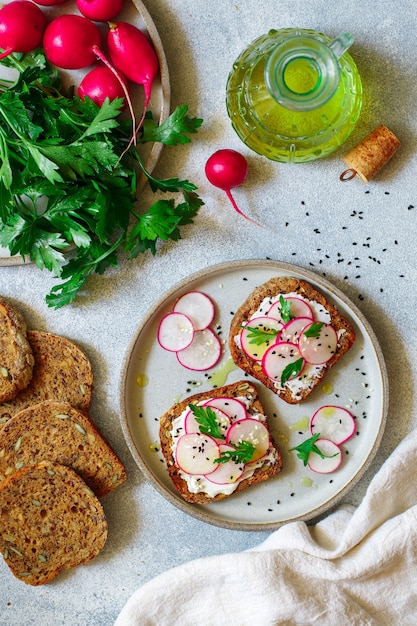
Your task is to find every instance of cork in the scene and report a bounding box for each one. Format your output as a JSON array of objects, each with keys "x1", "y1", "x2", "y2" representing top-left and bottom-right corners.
[{"x1": 341, "y1": 125, "x2": 401, "y2": 183}]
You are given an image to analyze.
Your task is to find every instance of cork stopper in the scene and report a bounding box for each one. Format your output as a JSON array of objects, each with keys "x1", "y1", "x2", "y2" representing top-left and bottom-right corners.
[{"x1": 340, "y1": 125, "x2": 401, "y2": 183}]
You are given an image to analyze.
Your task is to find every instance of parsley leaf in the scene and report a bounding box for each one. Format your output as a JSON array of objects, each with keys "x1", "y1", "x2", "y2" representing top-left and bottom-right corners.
[
  {"x1": 303, "y1": 322, "x2": 324, "y2": 338},
  {"x1": 289, "y1": 433, "x2": 338, "y2": 466},
  {"x1": 244, "y1": 325, "x2": 279, "y2": 345},
  {"x1": 140, "y1": 104, "x2": 203, "y2": 145},
  {"x1": 188, "y1": 404, "x2": 226, "y2": 440},
  {"x1": 214, "y1": 441, "x2": 256, "y2": 465},
  {"x1": 279, "y1": 295, "x2": 293, "y2": 323},
  {"x1": 281, "y1": 357, "x2": 304, "y2": 386}
]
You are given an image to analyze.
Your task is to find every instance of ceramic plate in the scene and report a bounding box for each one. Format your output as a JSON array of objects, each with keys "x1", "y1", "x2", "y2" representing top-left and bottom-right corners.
[
  {"x1": 0, "y1": 0, "x2": 170, "y2": 266},
  {"x1": 120, "y1": 260, "x2": 388, "y2": 530}
]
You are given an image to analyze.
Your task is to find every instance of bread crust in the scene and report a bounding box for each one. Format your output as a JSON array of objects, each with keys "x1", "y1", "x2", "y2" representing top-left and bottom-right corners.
[
  {"x1": 159, "y1": 381, "x2": 283, "y2": 504},
  {"x1": 0, "y1": 297, "x2": 34, "y2": 403},
  {"x1": 229, "y1": 277, "x2": 355, "y2": 404}
]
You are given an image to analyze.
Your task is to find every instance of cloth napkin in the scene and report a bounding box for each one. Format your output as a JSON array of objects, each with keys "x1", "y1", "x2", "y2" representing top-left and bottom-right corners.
[{"x1": 115, "y1": 428, "x2": 417, "y2": 625}]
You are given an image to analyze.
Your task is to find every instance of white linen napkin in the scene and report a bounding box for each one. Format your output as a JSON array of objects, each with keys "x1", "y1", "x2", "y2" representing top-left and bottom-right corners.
[{"x1": 115, "y1": 428, "x2": 417, "y2": 625}]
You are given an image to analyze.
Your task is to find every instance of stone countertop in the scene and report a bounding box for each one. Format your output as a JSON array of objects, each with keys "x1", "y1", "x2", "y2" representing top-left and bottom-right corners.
[{"x1": 1, "y1": 0, "x2": 416, "y2": 624}]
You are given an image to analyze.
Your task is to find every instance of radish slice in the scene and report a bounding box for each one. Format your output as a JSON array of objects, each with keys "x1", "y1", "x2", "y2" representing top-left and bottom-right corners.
[
  {"x1": 307, "y1": 438, "x2": 342, "y2": 474},
  {"x1": 298, "y1": 323, "x2": 338, "y2": 365},
  {"x1": 268, "y1": 296, "x2": 314, "y2": 322},
  {"x1": 204, "y1": 397, "x2": 248, "y2": 422},
  {"x1": 310, "y1": 405, "x2": 356, "y2": 445},
  {"x1": 226, "y1": 418, "x2": 270, "y2": 463},
  {"x1": 262, "y1": 342, "x2": 305, "y2": 385},
  {"x1": 157, "y1": 312, "x2": 194, "y2": 352},
  {"x1": 240, "y1": 316, "x2": 282, "y2": 361},
  {"x1": 173, "y1": 291, "x2": 215, "y2": 331},
  {"x1": 184, "y1": 405, "x2": 231, "y2": 438},
  {"x1": 175, "y1": 433, "x2": 220, "y2": 475},
  {"x1": 278, "y1": 316, "x2": 312, "y2": 344},
  {"x1": 176, "y1": 328, "x2": 222, "y2": 371},
  {"x1": 204, "y1": 444, "x2": 245, "y2": 484}
]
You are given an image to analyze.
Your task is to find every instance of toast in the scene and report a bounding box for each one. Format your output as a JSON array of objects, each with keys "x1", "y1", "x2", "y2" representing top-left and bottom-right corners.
[
  {"x1": 159, "y1": 381, "x2": 283, "y2": 504},
  {"x1": 0, "y1": 297, "x2": 34, "y2": 403},
  {"x1": 0, "y1": 461, "x2": 107, "y2": 585},
  {"x1": 0, "y1": 400, "x2": 126, "y2": 497},
  {"x1": 0, "y1": 330, "x2": 93, "y2": 426},
  {"x1": 229, "y1": 277, "x2": 355, "y2": 404}
]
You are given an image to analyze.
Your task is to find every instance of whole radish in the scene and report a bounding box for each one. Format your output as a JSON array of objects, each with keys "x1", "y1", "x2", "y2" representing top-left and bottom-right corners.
[
  {"x1": 0, "y1": 0, "x2": 47, "y2": 60},
  {"x1": 76, "y1": 0, "x2": 124, "y2": 22},
  {"x1": 106, "y1": 21, "x2": 159, "y2": 132},
  {"x1": 43, "y1": 14, "x2": 102, "y2": 70},
  {"x1": 32, "y1": 0, "x2": 68, "y2": 5},
  {"x1": 78, "y1": 65, "x2": 129, "y2": 109},
  {"x1": 205, "y1": 149, "x2": 263, "y2": 227}
]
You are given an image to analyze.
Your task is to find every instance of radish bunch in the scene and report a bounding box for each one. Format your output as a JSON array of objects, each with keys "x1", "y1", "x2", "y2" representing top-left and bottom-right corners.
[
  {"x1": 157, "y1": 291, "x2": 222, "y2": 371},
  {"x1": 290, "y1": 405, "x2": 356, "y2": 474},
  {"x1": 175, "y1": 398, "x2": 271, "y2": 485}
]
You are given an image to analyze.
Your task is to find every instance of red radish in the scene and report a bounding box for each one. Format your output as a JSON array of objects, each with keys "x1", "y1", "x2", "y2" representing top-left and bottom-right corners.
[
  {"x1": 76, "y1": 0, "x2": 124, "y2": 22},
  {"x1": 32, "y1": 0, "x2": 67, "y2": 5},
  {"x1": 307, "y1": 438, "x2": 342, "y2": 474},
  {"x1": 157, "y1": 311, "x2": 194, "y2": 352},
  {"x1": 298, "y1": 322, "x2": 338, "y2": 365},
  {"x1": 78, "y1": 65, "x2": 129, "y2": 109},
  {"x1": 310, "y1": 405, "x2": 356, "y2": 445},
  {"x1": 205, "y1": 149, "x2": 262, "y2": 227},
  {"x1": 226, "y1": 419, "x2": 270, "y2": 463},
  {"x1": 106, "y1": 21, "x2": 159, "y2": 134},
  {"x1": 175, "y1": 433, "x2": 220, "y2": 475},
  {"x1": 43, "y1": 14, "x2": 102, "y2": 70},
  {"x1": 184, "y1": 405, "x2": 231, "y2": 438},
  {"x1": 176, "y1": 328, "x2": 222, "y2": 371},
  {"x1": 203, "y1": 397, "x2": 248, "y2": 422},
  {"x1": 0, "y1": 1, "x2": 47, "y2": 60},
  {"x1": 205, "y1": 444, "x2": 245, "y2": 484},
  {"x1": 262, "y1": 341, "x2": 305, "y2": 384},
  {"x1": 268, "y1": 296, "x2": 314, "y2": 322},
  {"x1": 277, "y1": 316, "x2": 312, "y2": 344},
  {"x1": 240, "y1": 316, "x2": 281, "y2": 361},
  {"x1": 173, "y1": 291, "x2": 215, "y2": 331}
]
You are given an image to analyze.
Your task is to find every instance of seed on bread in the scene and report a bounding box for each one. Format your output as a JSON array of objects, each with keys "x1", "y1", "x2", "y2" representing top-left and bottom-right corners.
[{"x1": 0, "y1": 297, "x2": 34, "y2": 403}]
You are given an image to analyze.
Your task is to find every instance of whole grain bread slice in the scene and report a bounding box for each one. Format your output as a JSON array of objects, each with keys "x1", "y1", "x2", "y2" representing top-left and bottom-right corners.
[
  {"x1": 159, "y1": 380, "x2": 283, "y2": 504},
  {"x1": 229, "y1": 276, "x2": 355, "y2": 404},
  {"x1": 0, "y1": 297, "x2": 34, "y2": 403},
  {"x1": 0, "y1": 461, "x2": 107, "y2": 585},
  {"x1": 0, "y1": 400, "x2": 126, "y2": 497},
  {"x1": 0, "y1": 330, "x2": 93, "y2": 427}
]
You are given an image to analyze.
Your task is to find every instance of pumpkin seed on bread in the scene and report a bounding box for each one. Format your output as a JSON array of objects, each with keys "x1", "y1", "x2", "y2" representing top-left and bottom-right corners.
[
  {"x1": 0, "y1": 400, "x2": 126, "y2": 497},
  {"x1": 0, "y1": 297, "x2": 34, "y2": 403},
  {"x1": 0, "y1": 461, "x2": 107, "y2": 586}
]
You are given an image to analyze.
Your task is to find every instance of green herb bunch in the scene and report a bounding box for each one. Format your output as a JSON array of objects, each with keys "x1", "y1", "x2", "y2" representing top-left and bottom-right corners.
[{"x1": 0, "y1": 51, "x2": 203, "y2": 308}]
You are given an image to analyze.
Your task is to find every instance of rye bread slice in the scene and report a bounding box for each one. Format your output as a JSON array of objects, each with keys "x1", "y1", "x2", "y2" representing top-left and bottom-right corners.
[
  {"x1": 0, "y1": 400, "x2": 126, "y2": 497},
  {"x1": 0, "y1": 298, "x2": 34, "y2": 403},
  {"x1": 0, "y1": 461, "x2": 107, "y2": 585},
  {"x1": 0, "y1": 330, "x2": 93, "y2": 427},
  {"x1": 159, "y1": 380, "x2": 283, "y2": 504},
  {"x1": 229, "y1": 276, "x2": 355, "y2": 404}
]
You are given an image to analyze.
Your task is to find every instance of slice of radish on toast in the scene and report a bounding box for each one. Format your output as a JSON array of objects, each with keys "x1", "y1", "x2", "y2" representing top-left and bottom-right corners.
[
  {"x1": 240, "y1": 316, "x2": 282, "y2": 361},
  {"x1": 175, "y1": 433, "x2": 220, "y2": 475}
]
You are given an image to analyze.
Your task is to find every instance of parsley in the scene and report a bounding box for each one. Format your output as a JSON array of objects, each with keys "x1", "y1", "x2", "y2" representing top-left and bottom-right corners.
[
  {"x1": 303, "y1": 322, "x2": 324, "y2": 339},
  {"x1": 0, "y1": 51, "x2": 204, "y2": 308},
  {"x1": 244, "y1": 325, "x2": 279, "y2": 345},
  {"x1": 214, "y1": 441, "x2": 256, "y2": 465},
  {"x1": 279, "y1": 295, "x2": 294, "y2": 323},
  {"x1": 289, "y1": 433, "x2": 338, "y2": 466},
  {"x1": 189, "y1": 404, "x2": 226, "y2": 440},
  {"x1": 281, "y1": 357, "x2": 304, "y2": 385}
]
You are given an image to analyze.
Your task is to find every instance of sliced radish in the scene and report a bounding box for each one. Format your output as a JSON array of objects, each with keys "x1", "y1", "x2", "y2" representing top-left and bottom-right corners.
[
  {"x1": 157, "y1": 312, "x2": 194, "y2": 352},
  {"x1": 226, "y1": 418, "x2": 270, "y2": 463},
  {"x1": 268, "y1": 296, "x2": 314, "y2": 322},
  {"x1": 262, "y1": 342, "x2": 305, "y2": 385},
  {"x1": 310, "y1": 405, "x2": 356, "y2": 445},
  {"x1": 173, "y1": 291, "x2": 215, "y2": 331},
  {"x1": 307, "y1": 438, "x2": 342, "y2": 474},
  {"x1": 278, "y1": 316, "x2": 312, "y2": 344},
  {"x1": 204, "y1": 397, "x2": 248, "y2": 422},
  {"x1": 240, "y1": 316, "x2": 282, "y2": 361},
  {"x1": 175, "y1": 433, "x2": 220, "y2": 475},
  {"x1": 184, "y1": 405, "x2": 231, "y2": 439},
  {"x1": 298, "y1": 322, "x2": 338, "y2": 365},
  {"x1": 176, "y1": 328, "x2": 222, "y2": 371},
  {"x1": 204, "y1": 444, "x2": 245, "y2": 484}
]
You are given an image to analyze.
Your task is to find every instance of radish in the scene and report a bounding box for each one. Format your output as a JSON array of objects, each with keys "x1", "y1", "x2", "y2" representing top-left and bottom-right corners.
[
  {"x1": 298, "y1": 322, "x2": 338, "y2": 365},
  {"x1": 240, "y1": 316, "x2": 281, "y2": 361},
  {"x1": 226, "y1": 419, "x2": 270, "y2": 463},
  {"x1": 43, "y1": 14, "x2": 103, "y2": 70},
  {"x1": 106, "y1": 21, "x2": 159, "y2": 135},
  {"x1": 205, "y1": 149, "x2": 263, "y2": 227},
  {"x1": 203, "y1": 397, "x2": 248, "y2": 422},
  {"x1": 0, "y1": 1, "x2": 47, "y2": 60},
  {"x1": 157, "y1": 311, "x2": 194, "y2": 352},
  {"x1": 268, "y1": 296, "x2": 314, "y2": 322},
  {"x1": 78, "y1": 65, "x2": 129, "y2": 108},
  {"x1": 278, "y1": 316, "x2": 312, "y2": 344},
  {"x1": 262, "y1": 341, "x2": 305, "y2": 385},
  {"x1": 307, "y1": 438, "x2": 342, "y2": 474},
  {"x1": 76, "y1": 0, "x2": 124, "y2": 22},
  {"x1": 184, "y1": 405, "x2": 231, "y2": 439},
  {"x1": 173, "y1": 291, "x2": 215, "y2": 331},
  {"x1": 310, "y1": 405, "x2": 356, "y2": 445},
  {"x1": 204, "y1": 444, "x2": 245, "y2": 485},
  {"x1": 175, "y1": 433, "x2": 220, "y2": 475},
  {"x1": 176, "y1": 328, "x2": 222, "y2": 371},
  {"x1": 32, "y1": 0, "x2": 67, "y2": 5}
]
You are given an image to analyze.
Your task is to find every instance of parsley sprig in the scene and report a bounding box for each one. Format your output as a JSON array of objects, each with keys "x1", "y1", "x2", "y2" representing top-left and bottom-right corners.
[
  {"x1": 289, "y1": 433, "x2": 338, "y2": 466},
  {"x1": 244, "y1": 325, "x2": 279, "y2": 345},
  {"x1": 214, "y1": 441, "x2": 255, "y2": 465},
  {"x1": 0, "y1": 51, "x2": 203, "y2": 308}
]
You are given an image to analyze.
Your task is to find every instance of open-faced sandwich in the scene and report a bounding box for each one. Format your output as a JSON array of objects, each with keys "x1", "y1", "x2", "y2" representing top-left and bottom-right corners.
[
  {"x1": 229, "y1": 277, "x2": 355, "y2": 404},
  {"x1": 159, "y1": 381, "x2": 283, "y2": 503}
]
